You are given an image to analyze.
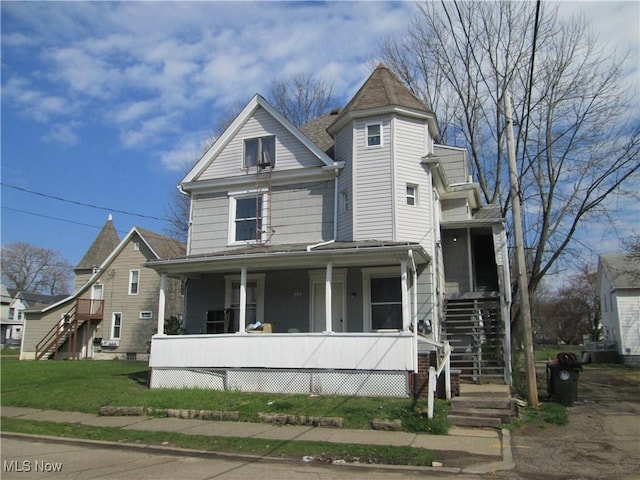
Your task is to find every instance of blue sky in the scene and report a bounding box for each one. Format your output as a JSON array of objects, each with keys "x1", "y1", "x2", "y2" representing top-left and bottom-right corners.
[{"x1": 1, "y1": 1, "x2": 639, "y2": 282}]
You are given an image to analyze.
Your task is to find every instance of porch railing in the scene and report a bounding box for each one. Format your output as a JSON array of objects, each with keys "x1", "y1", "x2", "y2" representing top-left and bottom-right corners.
[{"x1": 418, "y1": 336, "x2": 452, "y2": 419}]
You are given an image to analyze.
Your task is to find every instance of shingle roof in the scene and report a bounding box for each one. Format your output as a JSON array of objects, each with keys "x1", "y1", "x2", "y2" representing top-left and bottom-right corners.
[
  {"x1": 299, "y1": 109, "x2": 341, "y2": 157},
  {"x1": 600, "y1": 254, "x2": 640, "y2": 289},
  {"x1": 135, "y1": 227, "x2": 186, "y2": 260},
  {"x1": 332, "y1": 64, "x2": 432, "y2": 125},
  {"x1": 75, "y1": 216, "x2": 120, "y2": 270}
]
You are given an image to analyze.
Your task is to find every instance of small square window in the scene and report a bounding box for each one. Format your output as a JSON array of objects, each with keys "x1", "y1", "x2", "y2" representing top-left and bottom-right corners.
[
  {"x1": 244, "y1": 136, "x2": 275, "y2": 169},
  {"x1": 366, "y1": 124, "x2": 382, "y2": 147},
  {"x1": 406, "y1": 184, "x2": 418, "y2": 206}
]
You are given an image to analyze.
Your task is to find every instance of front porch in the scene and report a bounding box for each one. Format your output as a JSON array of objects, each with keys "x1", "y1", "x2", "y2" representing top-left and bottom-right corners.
[{"x1": 147, "y1": 241, "x2": 448, "y2": 398}]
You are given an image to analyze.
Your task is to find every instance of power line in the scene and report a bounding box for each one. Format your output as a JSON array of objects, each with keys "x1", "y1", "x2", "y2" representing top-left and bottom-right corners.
[
  {"x1": 1, "y1": 182, "x2": 171, "y2": 222},
  {"x1": 1, "y1": 206, "x2": 129, "y2": 234}
]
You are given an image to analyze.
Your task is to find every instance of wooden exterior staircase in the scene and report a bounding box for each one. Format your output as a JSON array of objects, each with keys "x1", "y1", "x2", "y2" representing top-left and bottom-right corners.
[
  {"x1": 35, "y1": 299, "x2": 104, "y2": 360},
  {"x1": 443, "y1": 296, "x2": 506, "y2": 384}
]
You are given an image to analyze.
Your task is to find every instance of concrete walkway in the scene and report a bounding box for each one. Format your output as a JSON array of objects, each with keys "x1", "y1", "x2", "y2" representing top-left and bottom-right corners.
[{"x1": 1, "y1": 406, "x2": 514, "y2": 474}]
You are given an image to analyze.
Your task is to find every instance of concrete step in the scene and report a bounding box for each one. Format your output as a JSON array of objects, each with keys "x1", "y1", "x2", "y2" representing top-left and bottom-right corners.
[
  {"x1": 452, "y1": 396, "x2": 515, "y2": 410},
  {"x1": 449, "y1": 407, "x2": 514, "y2": 424},
  {"x1": 448, "y1": 414, "x2": 502, "y2": 429}
]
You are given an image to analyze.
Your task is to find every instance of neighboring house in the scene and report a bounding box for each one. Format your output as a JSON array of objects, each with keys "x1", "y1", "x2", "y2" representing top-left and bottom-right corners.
[
  {"x1": 0, "y1": 285, "x2": 66, "y2": 347},
  {"x1": 597, "y1": 253, "x2": 640, "y2": 366},
  {"x1": 146, "y1": 64, "x2": 511, "y2": 398},
  {"x1": 21, "y1": 216, "x2": 185, "y2": 361}
]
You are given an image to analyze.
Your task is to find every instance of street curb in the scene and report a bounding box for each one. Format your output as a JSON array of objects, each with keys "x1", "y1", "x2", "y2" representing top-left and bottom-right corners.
[
  {"x1": 461, "y1": 428, "x2": 515, "y2": 474},
  {"x1": 1, "y1": 432, "x2": 463, "y2": 475}
]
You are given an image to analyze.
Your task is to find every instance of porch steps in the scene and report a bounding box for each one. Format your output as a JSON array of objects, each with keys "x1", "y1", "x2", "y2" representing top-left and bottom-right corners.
[{"x1": 448, "y1": 383, "x2": 516, "y2": 429}]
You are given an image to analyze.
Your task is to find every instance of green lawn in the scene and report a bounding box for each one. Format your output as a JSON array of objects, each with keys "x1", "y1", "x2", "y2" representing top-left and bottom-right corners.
[{"x1": 0, "y1": 359, "x2": 449, "y2": 434}]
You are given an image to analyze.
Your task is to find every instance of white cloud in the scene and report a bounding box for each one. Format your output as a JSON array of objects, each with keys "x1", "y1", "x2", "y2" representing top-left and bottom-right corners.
[{"x1": 42, "y1": 123, "x2": 80, "y2": 146}]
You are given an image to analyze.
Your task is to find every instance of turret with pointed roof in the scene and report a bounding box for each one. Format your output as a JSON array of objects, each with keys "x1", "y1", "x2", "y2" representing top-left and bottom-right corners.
[
  {"x1": 326, "y1": 64, "x2": 439, "y2": 139},
  {"x1": 73, "y1": 215, "x2": 120, "y2": 290}
]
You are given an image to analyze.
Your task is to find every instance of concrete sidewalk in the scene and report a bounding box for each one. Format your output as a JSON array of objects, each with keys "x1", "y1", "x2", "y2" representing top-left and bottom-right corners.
[{"x1": 1, "y1": 406, "x2": 514, "y2": 474}]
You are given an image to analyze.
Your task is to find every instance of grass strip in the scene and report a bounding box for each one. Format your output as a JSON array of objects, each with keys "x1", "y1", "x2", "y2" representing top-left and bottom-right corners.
[{"x1": 0, "y1": 418, "x2": 435, "y2": 467}]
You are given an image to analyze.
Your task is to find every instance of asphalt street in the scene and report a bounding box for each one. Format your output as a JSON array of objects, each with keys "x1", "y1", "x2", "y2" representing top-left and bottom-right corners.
[{"x1": 1, "y1": 436, "x2": 493, "y2": 480}]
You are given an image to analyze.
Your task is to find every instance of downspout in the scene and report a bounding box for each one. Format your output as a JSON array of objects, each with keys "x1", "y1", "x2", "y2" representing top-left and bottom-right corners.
[{"x1": 307, "y1": 170, "x2": 339, "y2": 252}]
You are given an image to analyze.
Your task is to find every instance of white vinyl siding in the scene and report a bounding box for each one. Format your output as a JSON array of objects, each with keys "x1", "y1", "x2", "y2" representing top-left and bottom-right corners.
[
  {"x1": 394, "y1": 116, "x2": 432, "y2": 245},
  {"x1": 198, "y1": 107, "x2": 323, "y2": 180},
  {"x1": 335, "y1": 127, "x2": 353, "y2": 241},
  {"x1": 353, "y1": 118, "x2": 393, "y2": 241},
  {"x1": 189, "y1": 181, "x2": 334, "y2": 255}
]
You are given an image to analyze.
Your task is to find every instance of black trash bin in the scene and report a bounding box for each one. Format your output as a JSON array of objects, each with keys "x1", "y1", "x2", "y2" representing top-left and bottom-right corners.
[{"x1": 547, "y1": 353, "x2": 582, "y2": 406}]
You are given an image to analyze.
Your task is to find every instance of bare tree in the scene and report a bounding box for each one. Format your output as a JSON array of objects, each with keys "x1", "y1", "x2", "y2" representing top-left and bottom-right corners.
[
  {"x1": 1, "y1": 242, "x2": 72, "y2": 295},
  {"x1": 537, "y1": 264, "x2": 601, "y2": 344},
  {"x1": 378, "y1": 1, "x2": 640, "y2": 299},
  {"x1": 268, "y1": 73, "x2": 336, "y2": 127}
]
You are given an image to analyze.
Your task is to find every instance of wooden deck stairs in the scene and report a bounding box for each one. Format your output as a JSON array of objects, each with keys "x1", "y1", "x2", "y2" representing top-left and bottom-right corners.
[{"x1": 35, "y1": 299, "x2": 104, "y2": 360}]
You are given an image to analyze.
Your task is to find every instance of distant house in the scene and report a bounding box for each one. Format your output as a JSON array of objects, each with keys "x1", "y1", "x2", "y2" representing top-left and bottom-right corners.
[
  {"x1": 21, "y1": 216, "x2": 185, "y2": 361},
  {"x1": 597, "y1": 253, "x2": 640, "y2": 366},
  {"x1": 145, "y1": 65, "x2": 512, "y2": 398},
  {"x1": 1, "y1": 288, "x2": 67, "y2": 347}
]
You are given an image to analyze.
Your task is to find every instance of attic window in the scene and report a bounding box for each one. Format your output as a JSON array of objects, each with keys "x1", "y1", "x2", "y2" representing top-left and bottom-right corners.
[
  {"x1": 244, "y1": 136, "x2": 275, "y2": 169},
  {"x1": 366, "y1": 123, "x2": 382, "y2": 147},
  {"x1": 133, "y1": 242, "x2": 140, "y2": 251}
]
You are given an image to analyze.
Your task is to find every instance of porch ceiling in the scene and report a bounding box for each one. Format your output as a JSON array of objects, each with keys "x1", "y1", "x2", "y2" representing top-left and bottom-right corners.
[{"x1": 145, "y1": 241, "x2": 430, "y2": 275}]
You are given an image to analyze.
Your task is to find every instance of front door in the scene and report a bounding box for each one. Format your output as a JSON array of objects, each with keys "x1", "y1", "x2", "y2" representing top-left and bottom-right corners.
[{"x1": 312, "y1": 282, "x2": 345, "y2": 332}]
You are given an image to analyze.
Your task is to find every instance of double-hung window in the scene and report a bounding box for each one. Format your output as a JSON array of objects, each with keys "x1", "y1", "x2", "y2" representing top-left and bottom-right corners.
[
  {"x1": 370, "y1": 277, "x2": 402, "y2": 330},
  {"x1": 406, "y1": 184, "x2": 418, "y2": 206},
  {"x1": 224, "y1": 274, "x2": 265, "y2": 332},
  {"x1": 129, "y1": 270, "x2": 140, "y2": 295},
  {"x1": 366, "y1": 123, "x2": 382, "y2": 147},
  {"x1": 363, "y1": 267, "x2": 403, "y2": 331},
  {"x1": 111, "y1": 312, "x2": 122, "y2": 339},
  {"x1": 232, "y1": 196, "x2": 263, "y2": 242},
  {"x1": 244, "y1": 136, "x2": 275, "y2": 169}
]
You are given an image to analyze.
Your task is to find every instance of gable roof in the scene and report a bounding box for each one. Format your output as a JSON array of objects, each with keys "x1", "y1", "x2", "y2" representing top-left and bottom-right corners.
[
  {"x1": 9, "y1": 290, "x2": 67, "y2": 309},
  {"x1": 182, "y1": 94, "x2": 337, "y2": 186},
  {"x1": 75, "y1": 215, "x2": 120, "y2": 270},
  {"x1": 600, "y1": 253, "x2": 640, "y2": 290},
  {"x1": 39, "y1": 227, "x2": 185, "y2": 314},
  {"x1": 327, "y1": 64, "x2": 439, "y2": 138}
]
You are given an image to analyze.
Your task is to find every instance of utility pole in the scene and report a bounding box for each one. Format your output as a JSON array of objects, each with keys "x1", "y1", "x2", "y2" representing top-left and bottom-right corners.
[{"x1": 505, "y1": 91, "x2": 539, "y2": 408}]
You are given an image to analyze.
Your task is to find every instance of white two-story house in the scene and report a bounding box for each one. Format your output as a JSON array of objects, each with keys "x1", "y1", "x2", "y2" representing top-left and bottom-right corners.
[{"x1": 147, "y1": 65, "x2": 511, "y2": 397}]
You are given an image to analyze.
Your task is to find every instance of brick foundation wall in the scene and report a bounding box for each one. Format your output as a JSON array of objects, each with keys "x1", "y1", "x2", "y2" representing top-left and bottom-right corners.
[{"x1": 411, "y1": 352, "x2": 460, "y2": 399}]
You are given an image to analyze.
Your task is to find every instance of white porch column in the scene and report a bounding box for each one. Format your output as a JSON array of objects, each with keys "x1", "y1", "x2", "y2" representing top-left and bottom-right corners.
[
  {"x1": 401, "y1": 260, "x2": 410, "y2": 330},
  {"x1": 239, "y1": 268, "x2": 247, "y2": 332},
  {"x1": 325, "y1": 263, "x2": 333, "y2": 332},
  {"x1": 157, "y1": 274, "x2": 166, "y2": 335}
]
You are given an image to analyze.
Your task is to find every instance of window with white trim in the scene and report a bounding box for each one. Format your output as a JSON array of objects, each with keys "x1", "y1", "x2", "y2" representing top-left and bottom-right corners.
[
  {"x1": 128, "y1": 270, "x2": 140, "y2": 295},
  {"x1": 139, "y1": 311, "x2": 153, "y2": 319},
  {"x1": 244, "y1": 135, "x2": 275, "y2": 169},
  {"x1": 111, "y1": 312, "x2": 122, "y2": 339},
  {"x1": 229, "y1": 193, "x2": 266, "y2": 244},
  {"x1": 363, "y1": 267, "x2": 403, "y2": 331},
  {"x1": 406, "y1": 184, "x2": 418, "y2": 206},
  {"x1": 366, "y1": 123, "x2": 382, "y2": 147},
  {"x1": 224, "y1": 274, "x2": 265, "y2": 331}
]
